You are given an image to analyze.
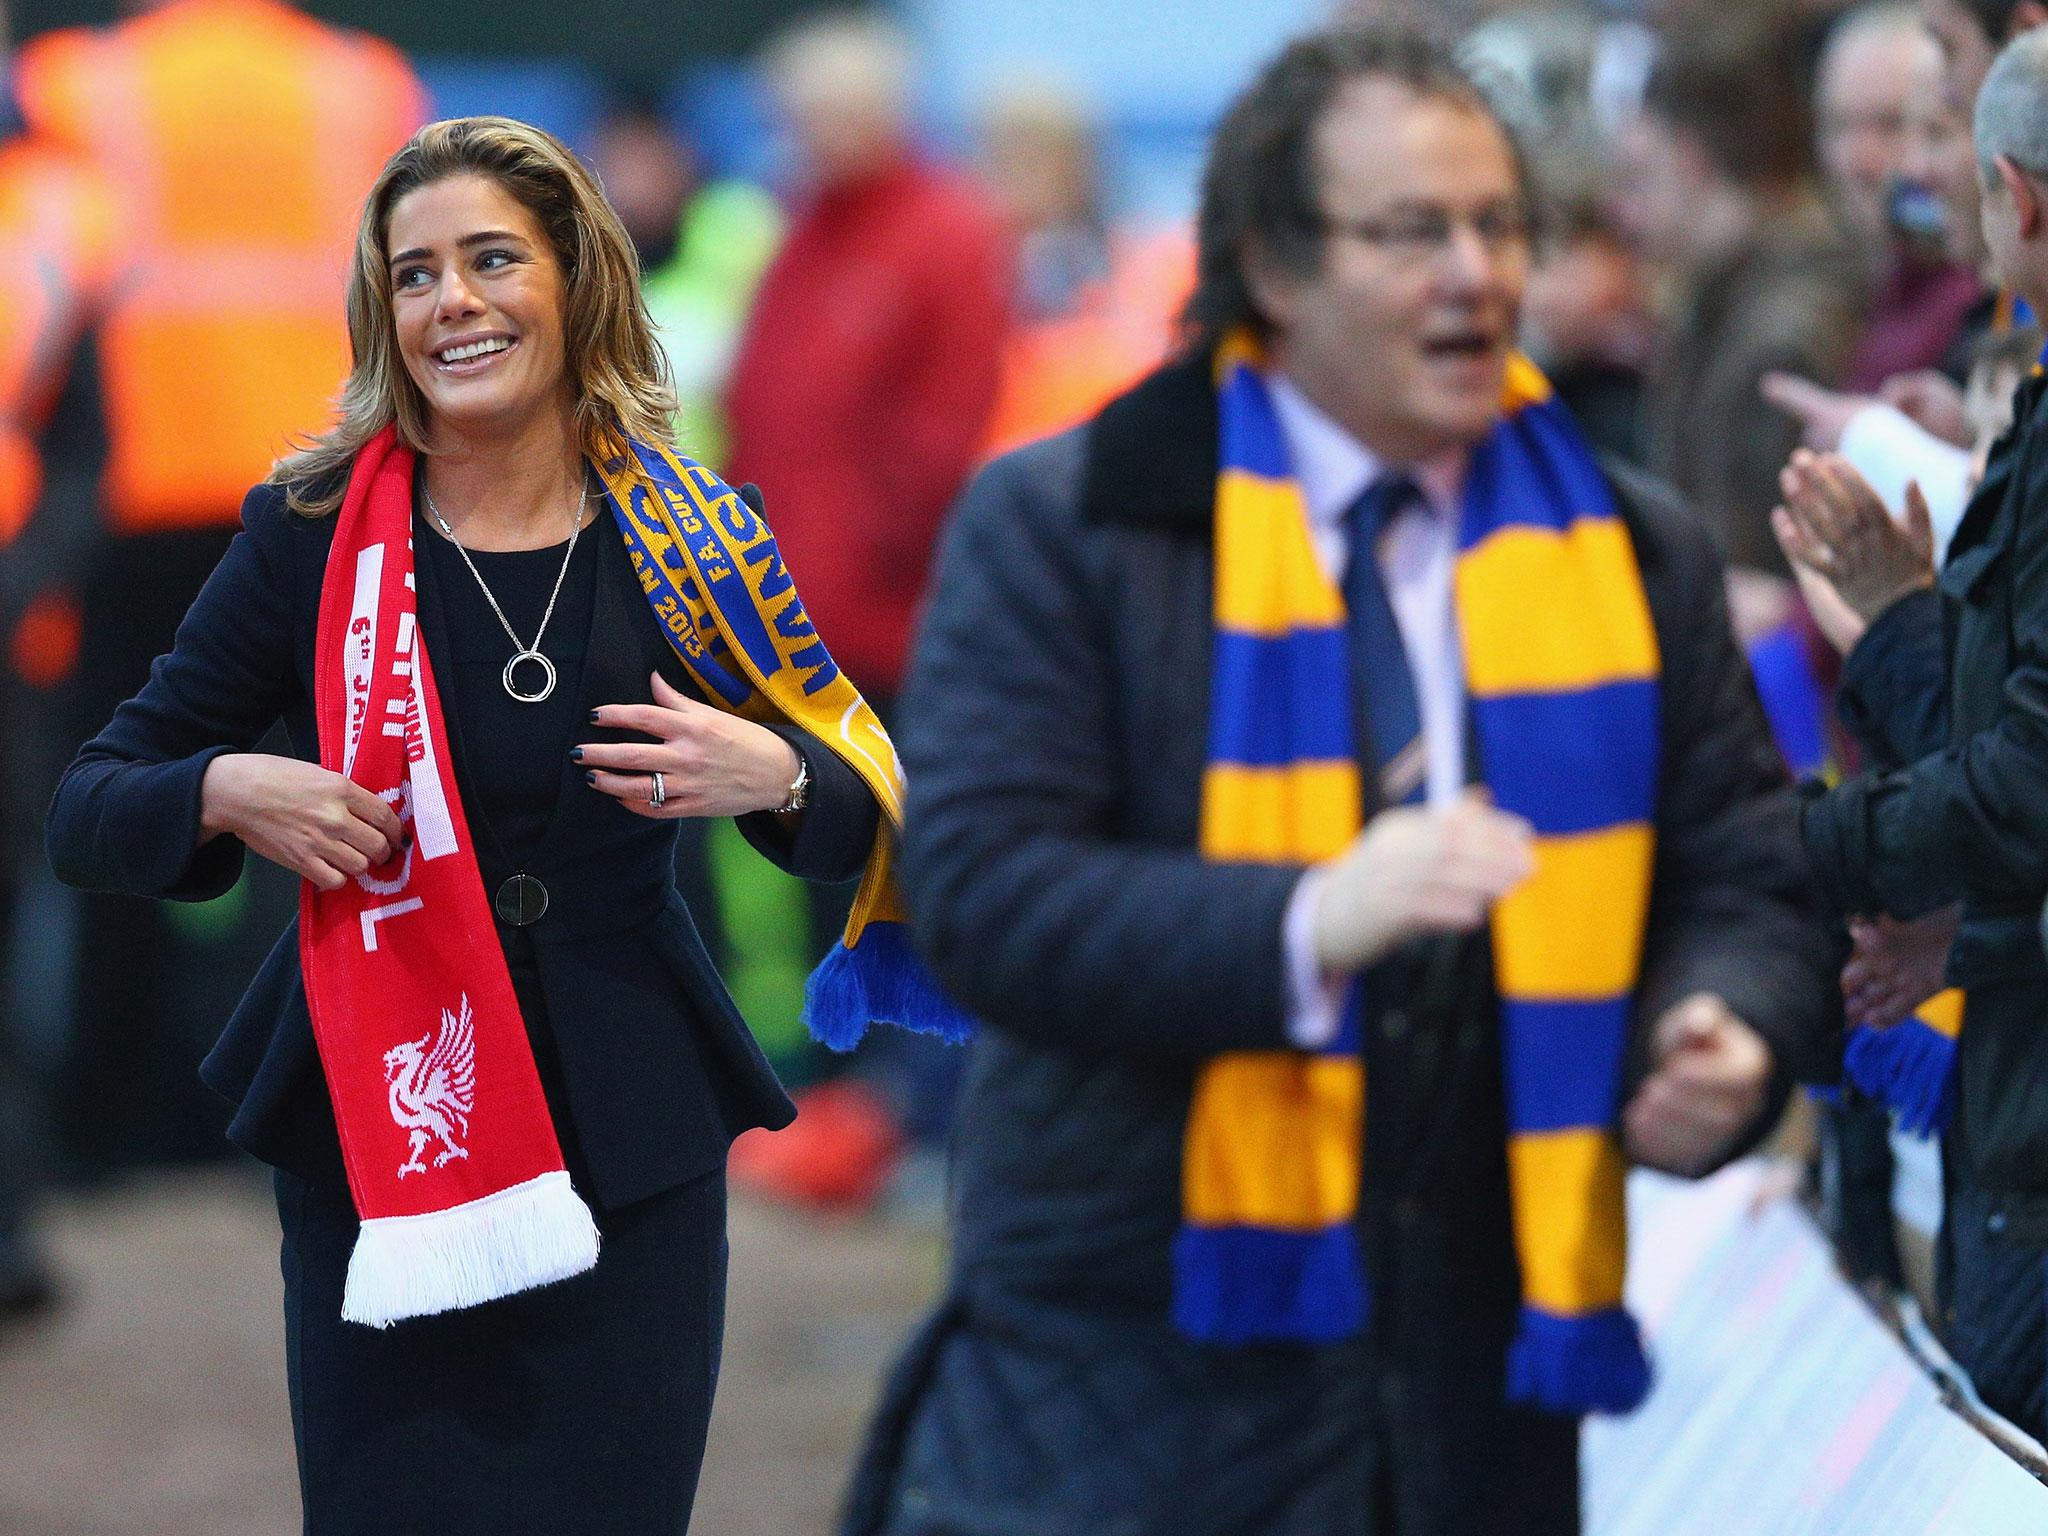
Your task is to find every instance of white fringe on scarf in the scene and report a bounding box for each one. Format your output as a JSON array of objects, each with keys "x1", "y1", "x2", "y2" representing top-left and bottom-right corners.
[{"x1": 341, "y1": 1171, "x2": 600, "y2": 1328}]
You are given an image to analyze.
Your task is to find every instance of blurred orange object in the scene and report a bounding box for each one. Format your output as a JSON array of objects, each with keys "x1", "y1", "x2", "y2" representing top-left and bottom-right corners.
[
  {"x1": 729, "y1": 1079, "x2": 904, "y2": 1214},
  {"x1": 15, "y1": 0, "x2": 425, "y2": 534},
  {"x1": 981, "y1": 226, "x2": 1194, "y2": 459},
  {"x1": 10, "y1": 589, "x2": 85, "y2": 691}
]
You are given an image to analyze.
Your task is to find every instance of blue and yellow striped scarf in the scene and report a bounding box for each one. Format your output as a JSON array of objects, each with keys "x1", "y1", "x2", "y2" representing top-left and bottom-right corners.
[
  {"x1": 1175, "y1": 335, "x2": 1658, "y2": 1413},
  {"x1": 590, "y1": 436, "x2": 973, "y2": 1050}
]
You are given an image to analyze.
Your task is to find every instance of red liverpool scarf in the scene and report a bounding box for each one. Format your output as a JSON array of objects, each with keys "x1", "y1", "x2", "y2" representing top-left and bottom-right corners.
[{"x1": 300, "y1": 426, "x2": 599, "y2": 1328}]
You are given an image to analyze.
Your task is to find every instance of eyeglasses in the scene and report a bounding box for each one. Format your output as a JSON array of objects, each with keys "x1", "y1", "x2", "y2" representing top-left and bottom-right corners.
[{"x1": 1319, "y1": 202, "x2": 1534, "y2": 265}]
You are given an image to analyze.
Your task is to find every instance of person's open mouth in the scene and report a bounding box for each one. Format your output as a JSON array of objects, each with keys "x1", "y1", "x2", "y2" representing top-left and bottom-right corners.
[{"x1": 431, "y1": 332, "x2": 518, "y2": 375}]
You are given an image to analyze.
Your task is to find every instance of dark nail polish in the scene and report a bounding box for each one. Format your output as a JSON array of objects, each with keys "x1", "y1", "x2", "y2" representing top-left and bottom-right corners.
[
  {"x1": 584, "y1": 769, "x2": 596, "y2": 785},
  {"x1": 401, "y1": 828, "x2": 413, "y2": 846},
  {"x1": 587, "y1": 709, "x2": 600, "y2": 724},
  {"x1": 569, "y1": 747, "x2": 583, "y2": 762}
]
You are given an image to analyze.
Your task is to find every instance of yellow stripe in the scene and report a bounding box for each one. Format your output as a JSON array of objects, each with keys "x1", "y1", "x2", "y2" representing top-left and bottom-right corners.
[
  {"x1": 1201, "y1": 762, "x2": 1361, "y2": 863},
  {"x1": 1507, "y1": 1129, "x2": 1627, "y2": 1313},
  {"x1": 1214, "y1": 470, "x2": 1344, "y2": 636},
  {"x1": 1456, "y1": 519, "x2": 1660, "y2": 696},
  {"x1": 1183, "y1": 1053, "x2": 1363, "y2": 1229},
  {"x1": 1916, "y1": 988, "x2": 1966, "y2": 1040},
  {"x1": 1500, "y1": 351, "x2": 1554, "y2": 411},
  {"x1": 1493, "y1": 824, "x2": 1655, "y2": 998}
]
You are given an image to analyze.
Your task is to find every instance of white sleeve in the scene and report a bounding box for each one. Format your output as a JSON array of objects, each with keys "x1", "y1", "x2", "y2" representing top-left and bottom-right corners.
[
  {"x1": 1282, "y1": 867, "x2": 1348, "y2": 1049},
  {"x1": 1837, "y1": 403, "x2": 1973, "y2": 564}
]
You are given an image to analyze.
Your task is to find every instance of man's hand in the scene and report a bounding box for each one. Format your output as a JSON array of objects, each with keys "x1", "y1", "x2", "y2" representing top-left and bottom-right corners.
[
  {"x1": 1622, "y1": 993, "x2": 1775, "y2": 1178},
  {"x1": 1771, "y1": 450, "x2": 1934, "y2": 625},
  {"x1": 1879, "y1": 368, "x2": 1971, "y2": 446},
  {"x1": 1842, "y1": 907, "x2": 1959, "y2": 1028},
  {"x1": 1760, "y1": 372, "x2": 1873, "y2": 451},
  {"x1": 1309, "y1": 790, "x2": 1534, "y2": 974}
]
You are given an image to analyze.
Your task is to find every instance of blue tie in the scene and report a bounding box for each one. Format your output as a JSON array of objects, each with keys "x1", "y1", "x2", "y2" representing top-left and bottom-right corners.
[{"x1": 1344, "y1": 474, "x2": 1425, "y2": 807}]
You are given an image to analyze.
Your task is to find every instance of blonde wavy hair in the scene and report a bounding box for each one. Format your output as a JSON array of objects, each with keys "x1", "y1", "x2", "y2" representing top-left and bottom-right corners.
[{"x1": 272, "y1": 115, "x2": 678, "y2": 516}]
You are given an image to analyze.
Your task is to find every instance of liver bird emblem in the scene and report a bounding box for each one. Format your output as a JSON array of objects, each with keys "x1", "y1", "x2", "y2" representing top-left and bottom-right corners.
[{"x1": 382, "y1": 995, "x2": 476, "y2": 1179}]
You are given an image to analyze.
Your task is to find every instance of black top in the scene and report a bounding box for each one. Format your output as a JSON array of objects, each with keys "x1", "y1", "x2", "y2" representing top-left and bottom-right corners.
[{"x1": 417, "y1": 510, "x2": 599, "y2": 863}]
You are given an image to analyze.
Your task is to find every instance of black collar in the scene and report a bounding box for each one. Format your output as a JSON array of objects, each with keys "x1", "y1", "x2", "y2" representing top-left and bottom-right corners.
[{"x1": 1077, "y1": 347, "x2": 1219, "y2": 534}]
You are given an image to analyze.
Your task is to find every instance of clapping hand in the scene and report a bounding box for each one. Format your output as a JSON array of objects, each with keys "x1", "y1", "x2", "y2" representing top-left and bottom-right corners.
[{"x1": 1770, "y1": 449, "x2": 1934, "y2": 651}]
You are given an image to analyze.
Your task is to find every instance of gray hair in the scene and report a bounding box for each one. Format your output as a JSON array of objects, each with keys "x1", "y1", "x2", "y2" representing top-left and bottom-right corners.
[{"x1": 1976, "y1": 27, "x2": 2048, "y2": 182}]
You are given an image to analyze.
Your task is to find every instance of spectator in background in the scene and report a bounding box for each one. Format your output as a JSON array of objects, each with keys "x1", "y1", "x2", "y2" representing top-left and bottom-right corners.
[
  {"x1": 1760, "y1": 34, "x2": 2000, "y2": 564},
  {"x1": 588, "y1": 92, "x2": 781, "y2": 473},
  {"x1": 0, "y1": 0, "x2": 116, "y2": 1328},
  {"x1": 1821, "y1": 4, "x2": 1987, "y2": 391},
  {"x1": 1821, "y1": 2, "x2": 1928, "y2": 254},
  {"x1": 1624, "y1": 17, "x2": 1863, "y2": 588},
  {"x1": 14, "y1": 0, "x2": 424, "y2": 1174},
  {"x1": 976, "y1": 78, "x2": 1193, "y2": 457},
  {"x1": 589, "y1": 92, "x2": 785, "y2": 995},
  {"x1": 724, "y1": 9, "x2": 1009, "y2": 1201},
  {"x1": 1924, "y1": 0, "x2": 2047, "y2": 113},
  {"x1": 1521, "y1": 153, "x2": 1654, "y2": 463},
  {"x1": 727, "y1": 9, "x2": 1009, "y2": 713}
]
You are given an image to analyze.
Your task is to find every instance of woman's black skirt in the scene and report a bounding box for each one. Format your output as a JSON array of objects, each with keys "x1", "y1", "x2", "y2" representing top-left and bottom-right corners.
[{"x1": 276, "y1": 1163, "x2": 727, "y2": 1535}]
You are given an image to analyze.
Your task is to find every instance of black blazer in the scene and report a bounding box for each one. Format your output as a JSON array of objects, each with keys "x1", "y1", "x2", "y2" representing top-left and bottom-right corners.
[{"x1": 45, "y1": 480, "x2": 880, "y2": 1210}]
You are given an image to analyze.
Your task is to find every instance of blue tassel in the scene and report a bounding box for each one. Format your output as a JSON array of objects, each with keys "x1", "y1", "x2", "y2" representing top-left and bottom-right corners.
[
  {"x1": 802, "y1": 920, "x2": 977, "y2": 1053},
  {"x1": 1844, "y1": 1019, "x2": 1956, "y2": 1137},
  {"x1": 1172, "y1": 1224, "x2": 1367, "y2": 1346},
  {"x1": 1507, "y1": 1306, "x2": 1652, "y2": 1414}
]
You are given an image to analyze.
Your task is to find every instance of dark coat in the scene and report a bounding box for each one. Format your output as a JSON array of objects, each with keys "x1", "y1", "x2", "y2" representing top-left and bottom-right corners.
[
  {"x1": 45, "y1": 479, "x2": 879, "y2": 1212},
  {"x1": 843, "y1": 354, "x2": 1840, "y2": 1536},
  {"x1": 1806, "y1": 371, "x2": 2048, "y2": 1233}
]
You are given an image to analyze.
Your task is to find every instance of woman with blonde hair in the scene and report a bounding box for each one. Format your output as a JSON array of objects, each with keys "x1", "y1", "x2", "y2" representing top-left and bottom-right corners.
[{"x1": 45, "y1": 116, "x2": 926, "y2": 1531}]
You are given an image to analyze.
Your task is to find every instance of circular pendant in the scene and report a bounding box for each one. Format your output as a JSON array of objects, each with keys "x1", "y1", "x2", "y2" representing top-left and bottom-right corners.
[
  {"x1": 493, "y1": 872, "x2": 550, "y2": 927},
  {"x1": 502, "y1": 650, "x2": 557, "y2": 703}
]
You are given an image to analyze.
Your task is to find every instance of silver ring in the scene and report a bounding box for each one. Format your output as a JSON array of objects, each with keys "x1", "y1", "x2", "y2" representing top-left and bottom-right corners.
[{"x1": 648, "y1": 771, "x2": 666, "y2": 809}]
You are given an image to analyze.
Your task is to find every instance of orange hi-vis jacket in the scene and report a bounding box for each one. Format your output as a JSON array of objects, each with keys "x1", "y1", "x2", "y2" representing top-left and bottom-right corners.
[
  {"x1": 981, "y1": 224, "x2": 1195, "y2": 460},
  {"x1": 16, "y1": 0, "x2": 424, "y2": 535},
  {"x1": 0, "y1": 133, "x2": 118, "y2": 550}
]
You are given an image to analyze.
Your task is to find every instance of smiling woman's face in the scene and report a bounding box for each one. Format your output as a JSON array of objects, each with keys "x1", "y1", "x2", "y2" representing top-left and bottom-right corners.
[{"x1": 386, "y1": 173, "x2": 571, "y2": 441}]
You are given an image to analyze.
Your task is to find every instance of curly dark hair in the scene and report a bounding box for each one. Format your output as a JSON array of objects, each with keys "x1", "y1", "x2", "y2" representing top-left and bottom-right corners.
[{"x1": 1183, "y1": 22, "x2": 1528, "y2": 345}]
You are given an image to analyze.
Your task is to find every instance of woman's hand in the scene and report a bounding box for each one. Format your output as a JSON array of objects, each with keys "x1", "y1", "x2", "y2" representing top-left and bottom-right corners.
[
  {"x1": 577, "y1": 671, "x2": 801, "y2": 820},
  {"x1": 1771, "y1": 449, "x2": 1934, "y2": 627},
  {"x1": 199, "y1": 752, "x2": 405, "y2": 891}
]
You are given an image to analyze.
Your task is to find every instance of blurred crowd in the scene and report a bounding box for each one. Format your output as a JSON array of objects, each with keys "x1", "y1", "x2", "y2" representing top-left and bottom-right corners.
[{"x1": 0, "y1": 0, "x2": 2043, "y2": 1454}]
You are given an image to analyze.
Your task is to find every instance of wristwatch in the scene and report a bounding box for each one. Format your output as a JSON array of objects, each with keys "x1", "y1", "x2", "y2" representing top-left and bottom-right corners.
[{"x1": 778, "y1": 749, "x2": 811, "y2": 815}]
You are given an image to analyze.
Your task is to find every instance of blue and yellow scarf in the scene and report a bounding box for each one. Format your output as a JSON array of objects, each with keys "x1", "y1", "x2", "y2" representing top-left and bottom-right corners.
[
  {"x1": 590, "y1": 435, "x2": 972, "y2": 1050},
  {"x1": 1175, "y1": 335, "x2": 1659, "y2": 1413}
]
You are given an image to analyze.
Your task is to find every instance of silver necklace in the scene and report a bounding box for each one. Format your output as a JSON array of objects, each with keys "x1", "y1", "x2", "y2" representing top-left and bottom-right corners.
[{"x1": 423, "y1": 475, "x2": 588, "y2": 703}]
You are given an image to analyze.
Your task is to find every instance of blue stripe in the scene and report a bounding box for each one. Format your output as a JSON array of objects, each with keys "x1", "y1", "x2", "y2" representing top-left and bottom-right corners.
[
  {"x1": 1471, "y1": 681, "x2": 1660, "y2": 834},
  {"x1": 1507, "y1": 1305, "x2": 1651, "y2": 1413},
  {"x1": 1501, "y1": 999, "x2": 1630, "y2": 1131},
  {"x1": 1206, "y1": 627, "x2": 1354, "y2": 765},
  {"x1": 628, "y1": 441, "x2": 785, "y2": 680},
  {"x1": 1460, "y1": 396, "x2": 1623, "y2": 547},
  {"x1": 1172, "y1": 1222, "x2": 1366, "y2": 1345},
  {"x1": 1747, "y1": 622, "x2": 1829, "y2": 778},
  {"x1": 1217, "y1": 365, "x2": 1291, "y2": 479}
]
